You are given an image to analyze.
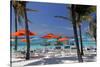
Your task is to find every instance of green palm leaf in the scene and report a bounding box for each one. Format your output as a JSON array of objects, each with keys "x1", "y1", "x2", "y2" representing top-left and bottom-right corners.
[{"x1": 54, "y1": 16, "x2": 72, "y2": 21}]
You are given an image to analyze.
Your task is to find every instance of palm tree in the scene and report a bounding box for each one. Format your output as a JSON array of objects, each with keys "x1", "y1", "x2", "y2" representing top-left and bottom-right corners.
[
  {"x1": 12, "y1": 1, "x2": 18, "y2": 51},
  {"x1": 55, "y1": 5, "x2": 83, "y2": 62},
  {"x1": 75, "y1": 5, "x2": 96, "y2": 55},
  {"x1": 55, "y1": 5, "x2": 96, "y2": 56},
  {"x1": 88, "y1": 14, "x2": 96, "y2": 41},
  {"x1": 93, "y1": 14, "x2": 96, "y2": 41},
  {"x1": 22, "y1": 2, "x2": 31, "y2": 60},
  {"x1": 12, "y1": 0, "x2": 38, "y2": 60},
  {"x1": 71, "y1": 5, "x2": 83, "y2": 62},
  {"x1": 12, "y1": 0, "x2": 38, "y2": 50}
]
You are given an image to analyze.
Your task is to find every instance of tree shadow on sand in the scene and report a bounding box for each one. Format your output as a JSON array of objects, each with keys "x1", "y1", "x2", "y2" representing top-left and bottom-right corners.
[
  {"x1": 24, "y1": 56, "x2": 78, "y2": 66},
  {"x1": 83, "y1": 54, "x2": 96, "y2": 62}
]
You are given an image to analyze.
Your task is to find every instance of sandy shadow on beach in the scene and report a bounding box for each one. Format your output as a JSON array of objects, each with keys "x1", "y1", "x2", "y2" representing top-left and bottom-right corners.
[
  {"x1": 24, "y1": 56, "x2": 78, "y2": 66},
  {"x1": 83, "y1": 54, "x2": 96, "y2": 62},
  {"x1": 12, "y1": 55, "x2": 45, "y2": 63},
  {"x1": 11, "y1": 59, "x2": 26, "y2": 63},
  {"x1": 24, "y1": 54, "x2": 96, "y2": 66}
]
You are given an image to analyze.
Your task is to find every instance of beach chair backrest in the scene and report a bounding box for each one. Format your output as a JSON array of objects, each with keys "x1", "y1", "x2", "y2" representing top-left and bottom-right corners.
[{"x1": 64, "y1": 46, "x2": 70, "y2": 49}]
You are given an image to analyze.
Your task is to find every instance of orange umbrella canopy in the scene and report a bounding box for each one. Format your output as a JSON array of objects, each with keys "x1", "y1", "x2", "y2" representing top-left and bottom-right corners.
[
  {"x1": 41, "y1": 33, "x2": 60, "y2": 39},
  {"x1": 58, "y1": 37, "x2": 69, "y2": 42},
  {"x1": 20, "y1": 39, "x2": 32, "y2": 42},
  {"x1": 21, "y1": 39, "x2": 27, "y2": 42},
  {"x1": 52, "y1": 35, "x2": 60, "y2": 38},
  {"x1": 11, "y1": 29, "x2": 37, "y2": 36}
]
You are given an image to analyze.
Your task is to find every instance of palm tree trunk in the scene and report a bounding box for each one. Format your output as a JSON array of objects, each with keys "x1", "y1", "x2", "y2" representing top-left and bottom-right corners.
[
  {"x1": 78, "y1": 24, "x2": 84, "y2": 55},
  {"x1": 89, "y1": 21, "x2": 96, "y2": 41},
  {"x1": 93, "y1": 29, "x2": 96, "y2": 41},
  {"x1": 71, "y1": 5, "x2": 83, "y2": 62},
  {"x1": 14, "y1": 8, "x2": 18, "y2": 51},
  {"x1": 10, "y1": 2, "x2": 13, "y2": 65},
  {"x1": 23, "y1": 3, "x2": 31, "y2": 60},
  {"x1": 94, "y1": 18, "x2": 96, "y2": 41},
  {"x1": 77, "y1": 15, "x2": 84, "y2": 56}
]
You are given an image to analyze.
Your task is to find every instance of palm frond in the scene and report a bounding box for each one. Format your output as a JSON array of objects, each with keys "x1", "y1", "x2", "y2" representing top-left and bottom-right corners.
[
  {"x1": 54, "y1": 16, "x2": 72, "y2": 21},
  {"x1": 81, "y1": 16, "x2": 92, "y2": 22},
  {"x1": 27, "y1": 19, "x2": 31, "y2": 23},
  {"x1": 12, "y1": 1, "x2": 35, "y2": 25}
]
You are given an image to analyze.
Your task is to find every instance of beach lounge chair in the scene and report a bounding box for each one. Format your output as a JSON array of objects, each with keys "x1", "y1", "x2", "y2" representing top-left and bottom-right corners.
[
  {"x1": 63, "y1": 45, "x2": 72, "y2": 56},
  {"x1": 13, "y1": 51, "x2": 26, "y2": 58},
  {"x1": 55, "y1": 46, "x2": 61, "y2": 49},
  {"x1": 83, "y1": 46, "x2": 96, "y2": 56},
  {"x1": 64, "y1": 46, "x2": 70, "y2": 49}
]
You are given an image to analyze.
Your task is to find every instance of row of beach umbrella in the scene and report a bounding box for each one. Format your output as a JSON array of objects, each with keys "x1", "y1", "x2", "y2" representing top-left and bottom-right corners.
[{"x1": 11, "y1": 29, "x2": 69, "y2": 43}]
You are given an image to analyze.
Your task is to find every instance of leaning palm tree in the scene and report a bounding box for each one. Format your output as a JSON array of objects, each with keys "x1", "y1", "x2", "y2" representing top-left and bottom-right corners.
[
  {"x1": 12, "y1": 0, "x2": 38, "y2": 60},
  {"x1": 75, "y1": 5, "x2": 96, "y2": 55},
  {"x1": 55, "y1": 4, "x2": 83, "y2": 62},
  {"x1": 88, "y1": 14, "x2": 96, "y2": 41},
  {"x1": 12, "y1": 1, "x2": 18, "y2": 51},
  {"x1": 12, "y1": 0, "x2": 38, "y2": 52},
  {"x1": 71, "y1": 5, "x2": 83, "y2": 62},
  {"x1": 55, "y1": 5, "x2": 96, "y2": 56},
  {"x1": 21, "y1": 2, "x2": 31, "y2": 60}
]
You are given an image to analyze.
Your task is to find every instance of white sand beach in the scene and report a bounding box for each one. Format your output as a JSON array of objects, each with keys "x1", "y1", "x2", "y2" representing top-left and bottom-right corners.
[{"x1": 11, "y1": 49, "x2": 96, "y2": 67}]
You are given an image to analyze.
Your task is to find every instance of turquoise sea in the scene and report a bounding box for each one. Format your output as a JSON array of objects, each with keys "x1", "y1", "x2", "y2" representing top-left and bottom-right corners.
[{"x1": 11, "y1": 37, "x2": 96, "y2": 51}]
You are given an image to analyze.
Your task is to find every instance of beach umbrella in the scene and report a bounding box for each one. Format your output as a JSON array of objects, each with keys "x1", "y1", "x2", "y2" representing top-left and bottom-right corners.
[
  {"x1": 41, "y1": 36, "x2": 53, "y2": 39},
  {"x1": 41, "y1": 33, "x2": 53, "y2": 39},
  {"x1": 20, "y1": 38, "x2": 36, "y2": 42},
  {"x1": 11, "y1": 32, "x2": 25, "y2": 36},
  {"x1": 21, "y1": 39, "x2": 28, "y2": 42},
  {"x1": 41, "y1": 33, "x2": 60, "y2": 39},
  {"x1": 52, "y1": 35, "x2": 60, "y2": 39},
  {"x1": 11, "y1": 29, "x2": 37, "y2": 36},
  {"x1": 11, "y1": 29, "x2": 37, "y2": 43},
  {"x1": 41, "y1": 33, "x2": 60, "y2": 48},
  {"x1": 48, "y1": 33, "x2": 60, "y2": 38},
  {"x1": 58, "y1": 37, "x2": 69, "y2": 42}
]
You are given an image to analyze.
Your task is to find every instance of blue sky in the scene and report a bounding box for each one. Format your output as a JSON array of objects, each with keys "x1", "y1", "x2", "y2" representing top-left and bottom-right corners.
[{"x1": 11, "y1": 2, "x2": 94, "y2": 37}]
